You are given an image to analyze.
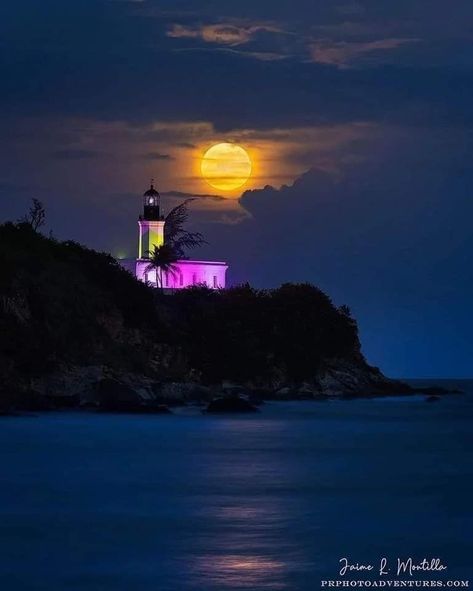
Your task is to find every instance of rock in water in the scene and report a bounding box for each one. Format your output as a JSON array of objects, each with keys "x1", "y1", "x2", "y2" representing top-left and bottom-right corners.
[
  {"x1": 205, "y1": 396, "x2": 258, "y2": 414},
  {"x1": 97, "y1": 378, "x2": 171, "y2": 413}
]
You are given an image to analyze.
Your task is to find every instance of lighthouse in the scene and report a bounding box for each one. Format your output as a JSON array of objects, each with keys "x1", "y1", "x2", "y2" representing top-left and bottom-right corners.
[
  {"x1": 131, "y1": 182, "x2": 228, "y2": 290},
  {"x1": 138, "y1": 182, "x2": 164, "y2": 258}
]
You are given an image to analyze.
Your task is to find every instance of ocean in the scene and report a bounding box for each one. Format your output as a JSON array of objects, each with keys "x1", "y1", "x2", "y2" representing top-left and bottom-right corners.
[{"x1": 0, "y1": 381, "x2": 472, "y2": 590}]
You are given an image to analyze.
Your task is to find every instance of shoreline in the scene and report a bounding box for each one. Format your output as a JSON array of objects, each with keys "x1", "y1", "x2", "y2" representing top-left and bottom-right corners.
[{"x1": 0, "y1": 383, "x2": 463, "y2": 417}]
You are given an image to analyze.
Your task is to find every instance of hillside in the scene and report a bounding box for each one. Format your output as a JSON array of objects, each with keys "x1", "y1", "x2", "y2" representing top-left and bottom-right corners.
[{"x1": 0, "y1": 222, "x2": 411, "y2": 411}]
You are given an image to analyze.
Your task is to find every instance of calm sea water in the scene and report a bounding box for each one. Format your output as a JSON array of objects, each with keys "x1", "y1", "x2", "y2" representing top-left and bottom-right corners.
[{"x1": 0, "y1": 381, "x2": 472, "y2": 591}]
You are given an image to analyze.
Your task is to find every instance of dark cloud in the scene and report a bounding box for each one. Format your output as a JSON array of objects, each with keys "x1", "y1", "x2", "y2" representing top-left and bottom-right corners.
[
  {"x1": 174, "y1": 142, "x2": 196, "y2": 148},
  {"x1": 140, "y1": 152, "x2": 174, "y2": 160},
  {"x1": 198, "y1": 128, "x2": 473, "y2": 376},
  {"x1": 1, "y1": 0, "x2": 472, "y2": 131}
]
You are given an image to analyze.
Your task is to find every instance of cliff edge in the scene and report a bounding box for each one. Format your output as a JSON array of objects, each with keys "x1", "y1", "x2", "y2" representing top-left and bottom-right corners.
[{"x1": 0, "y1": 223, "x2": 425, "y2": 411}]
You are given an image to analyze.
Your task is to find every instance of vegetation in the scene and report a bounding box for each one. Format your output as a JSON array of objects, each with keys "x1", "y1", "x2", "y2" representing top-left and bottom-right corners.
[
  {"x1": 0, "y1": 222, "x2": 361, "y2": 395},
  {"x1": 145, "y1": 200, "x2": 205, "y2": 287},
  {"x1": 0, "y1": 222, "x2": 158, "y2": 389},
  {"x1": 0, "y1": 203, "x2": 371, "y2": 408},
  {"x1": 18, "y1": 198, "x2": 46, "y2": 231},
  {"x1": 163, "y1": 200, "x2": 205, "y2": 259},
  {"x1": 145, "y1": 244, "x2": 179, "y2": 289},
  {"x1": 167, "y1": 283, "x2": 360, "y2": 384}
]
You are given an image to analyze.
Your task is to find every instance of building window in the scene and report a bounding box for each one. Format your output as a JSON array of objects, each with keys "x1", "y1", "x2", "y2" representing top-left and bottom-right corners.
[
  {"x1": 192, "y1": 273, "x2": 197, "y2": 285},
  {"x1": 213, "y1": 275, "x2": 218, "y2": 288},
  {"x1": 165, "y1": 272, "x2": 168, "y2": 287},
  {"x1": 179, "y1": 272, "x2": 183, "y2": 286}
]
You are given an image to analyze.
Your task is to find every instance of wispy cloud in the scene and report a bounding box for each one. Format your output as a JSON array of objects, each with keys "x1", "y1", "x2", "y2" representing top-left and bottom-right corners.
[
  {"x1": 161, "y1": 190, "x2": 251, "y2": 225},
  {"x1": 172, "y1": 46, "x2": 290, "y2": 62},
  {"x1": 310, "y1": 38, "x2": 420, "y2": 68},
  {"x1": 140, "y1": 152, "x2": 174, "y2": 160},
  {"x1": 167, "y1": 22, "x2": 281, "y2": 47},
  {"x1": 161, "y1": 190, "x2": 225, "y2": 201}
]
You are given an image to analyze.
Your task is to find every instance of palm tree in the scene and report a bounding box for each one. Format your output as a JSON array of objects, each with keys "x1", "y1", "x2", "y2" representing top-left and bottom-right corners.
[
  {"x1": 164, "y1": 200, "x2": 206, "y2": 258},
  {"x1": 145, "y1": 243, "x2": 179, "y2": 289},
  {"x1": 145, "y1": 200, "x2": 206, "y2": 289}
]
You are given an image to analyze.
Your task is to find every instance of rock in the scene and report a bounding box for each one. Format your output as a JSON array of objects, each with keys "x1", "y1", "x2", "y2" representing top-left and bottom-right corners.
[
  {"x1": 297, "y1": 383, "x2": 320, "y2": 398},
  {"x1": 426, "y1": 395, "x2": 440, "y2": 403},
  {"x1": 414, "y1": 386, "x2": 459, "y2": 396},
  {"x1": 97, "y1": 378, "x2": 141, "y2": 411},
  {"x1": 242, "y1": 393, "x2": 265, "y2": 406},
  {"x1": 274, "y1": 387, "x2": 293, "y2": 400},
  {"x1": 32, "y1": 365, "x2": 105, "y2": 402},
  {"x1": 15, "y1": 389, "x2": 54, "y2": 411},
  {"x1": 44, "y1": 393, "x2": 80, "y2": 409},
  {"x1": 205, "y1": 395, "x2": 259, "y2": 413},
  {"x1": 317, "y1": 359, "x2": 413, "y2": 397},
  {"x1": 124, "y1": 404, "x2": 172, "y2": 415},
  {"x1": 156, "y1": 382, "x2": 214, "y2": 404},
  {"x1": 96, "y1": 378, "x2": 169, "y2": 413},
  {"x1": 221, "y1": 381, "x2": 247, "y2": 396}
]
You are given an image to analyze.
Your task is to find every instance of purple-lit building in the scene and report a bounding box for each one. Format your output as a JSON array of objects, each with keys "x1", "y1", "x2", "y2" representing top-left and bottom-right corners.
[{"x1": 123, "y1": 183, "x2": 228, "y2": 290}]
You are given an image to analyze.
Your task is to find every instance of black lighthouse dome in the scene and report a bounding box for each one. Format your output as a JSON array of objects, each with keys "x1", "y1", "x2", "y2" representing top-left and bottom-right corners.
[{"x1": 142, "y1": 181, "x2": 162, "y2": 220}]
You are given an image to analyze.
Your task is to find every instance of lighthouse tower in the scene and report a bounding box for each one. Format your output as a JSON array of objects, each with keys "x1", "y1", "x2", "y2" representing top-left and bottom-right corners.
[{"x1": 138, "y1": 182, "x2": 164, "y2": 259}]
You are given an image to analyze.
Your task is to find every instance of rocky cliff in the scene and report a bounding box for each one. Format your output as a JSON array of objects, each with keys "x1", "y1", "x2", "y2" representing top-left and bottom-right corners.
[{"x1": 0, "y1": 222, "x2": 415, "y2": 412}]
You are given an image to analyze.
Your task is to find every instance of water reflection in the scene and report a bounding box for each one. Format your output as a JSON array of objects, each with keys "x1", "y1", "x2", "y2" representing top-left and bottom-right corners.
[
  {"x1": 186, "y1": 429, "x2": 304, "y2": 590},
  {"x1": 191, "y1": 554, "x2": 288, "y2": 589}
]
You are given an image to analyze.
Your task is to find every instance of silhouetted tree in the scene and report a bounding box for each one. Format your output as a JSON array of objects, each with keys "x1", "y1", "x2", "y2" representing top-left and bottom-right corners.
[
  {"x1": 145, "y1": 200, "x2": 206, "y2": 289},
  {"x1": 19, "y1": 198, "x2": 46, "y2": 231},
  {"x1": 145, "y1": 244, "x2": 179, "y2": 289},
  {"x1": 339, "y1": 304, "x2": 352, "y2": 318}
]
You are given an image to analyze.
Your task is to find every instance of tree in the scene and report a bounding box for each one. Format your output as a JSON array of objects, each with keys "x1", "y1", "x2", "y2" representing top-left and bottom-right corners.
[
  {"x1": 145, "y1": 243, "x2": 180, "y2": 289},
  {"x1": 164, "y1": 200, "x2": 206, "y2": 258},
  {"x1": 19, "y1": 198, "x2": 46, "y2": 231},
  {"x1": 339, "y1": 304, "x2": 352, "y2": 318},
  {"x1": 146, "y1": 200, "x2": 206, "y2": 290}
]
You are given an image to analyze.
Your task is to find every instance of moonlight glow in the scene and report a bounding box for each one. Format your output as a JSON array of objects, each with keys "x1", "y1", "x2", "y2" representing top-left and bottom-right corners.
[{"x1": 201, "y1": 143, "x2": 252, "y2": 191}]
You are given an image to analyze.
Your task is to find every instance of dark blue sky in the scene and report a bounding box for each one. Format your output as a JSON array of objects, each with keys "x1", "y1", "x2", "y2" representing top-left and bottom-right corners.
[{"x1": 1, "y1": 0, "x2": 472, "y2": 377}]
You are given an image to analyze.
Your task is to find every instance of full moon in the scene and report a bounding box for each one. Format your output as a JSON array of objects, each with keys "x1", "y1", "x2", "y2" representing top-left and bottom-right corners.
[{"x1": 201, "y1": 143, "x2": 252, "y2": 191}]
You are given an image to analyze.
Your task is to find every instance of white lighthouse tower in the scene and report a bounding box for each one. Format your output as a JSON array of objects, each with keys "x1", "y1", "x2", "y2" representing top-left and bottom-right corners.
[{"x1": 138, "y1": 182, "x2": 164, "y2": 258}]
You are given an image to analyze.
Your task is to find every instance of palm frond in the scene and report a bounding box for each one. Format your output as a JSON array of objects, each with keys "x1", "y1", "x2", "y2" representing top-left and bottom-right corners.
[
  {"x1": 145, "y1": 244, "x2": 180, "y2": 287},
  {"x1": 164, "y1": 200, "x2": 207, "y2": 257},
  {"x1": 164, "y1": 200, "x2": 193, "y2": 244}
]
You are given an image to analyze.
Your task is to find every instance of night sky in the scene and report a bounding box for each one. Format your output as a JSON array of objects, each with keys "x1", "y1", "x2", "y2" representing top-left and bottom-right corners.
[{"x1": 1, "y1": 0, "x2": 472, "y2": 378}]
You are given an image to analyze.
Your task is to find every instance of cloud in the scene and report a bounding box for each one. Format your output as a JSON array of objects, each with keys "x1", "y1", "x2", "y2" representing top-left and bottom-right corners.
[
  {"x1": 1, "y1": 0, "x2": 471, "y2": 132},
  {"x1": 310, "y1": 38, "x2": 420, "y2": 67},
  {"x1": 160, "y1": 190, "x2": 251, "y2": 226},
  {"x1": 167, "y1": 19, "x2": 301, "y2": 61},
  {"x1": 203, "y1": 127, "x2": 473, "y2": 376},
  {"x1": 161, "y1": 190, "x2": 226, "y2": 201},
  {"x1": 167, "y1": 22, "x2": 281, "y2": 46},
  {"x1": 173, "y1": 46, "x2": 289, "y2": 62},
  {"x1": 140, "y1": 152, "x2": 174, "y2": 160}
]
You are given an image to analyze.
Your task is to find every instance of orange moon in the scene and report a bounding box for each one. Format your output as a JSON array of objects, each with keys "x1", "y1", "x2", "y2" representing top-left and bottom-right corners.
[{"x1": 201, "y1": 143, "x2": 252, "y2": 191}]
